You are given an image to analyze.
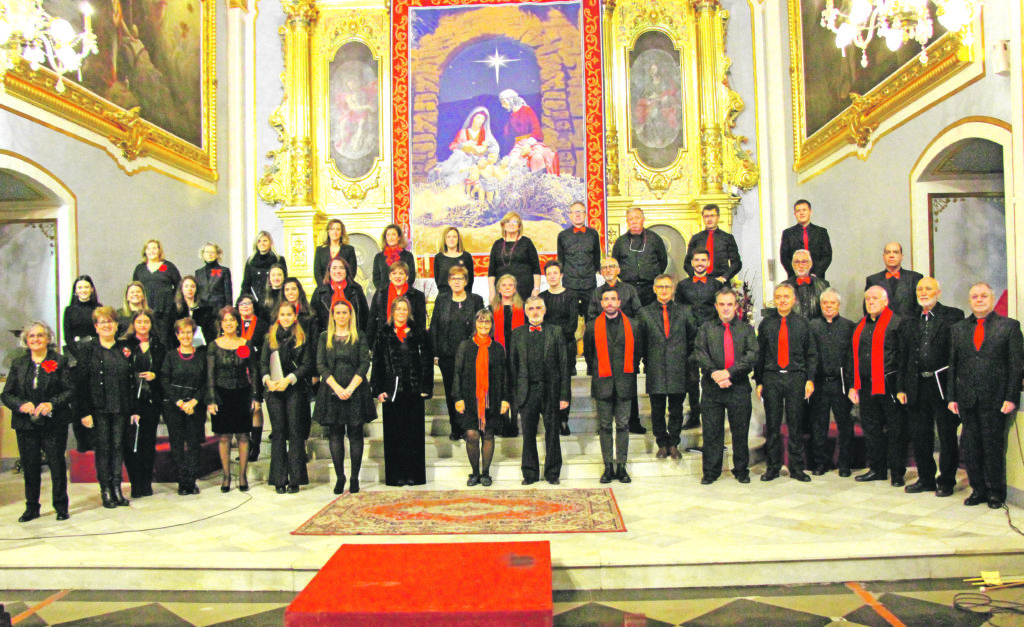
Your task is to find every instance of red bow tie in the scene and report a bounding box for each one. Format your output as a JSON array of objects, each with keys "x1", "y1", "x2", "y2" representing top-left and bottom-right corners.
[
  {"x1": 210, "y1": 268, "x2": 222, "y2": 277},
  {"x1": 529, "y1": 325, "x2": 542, "y2": 332},
  {"x1": 693, "y1": 276, "x2": 707, "y2": 283},
  {"x1": 886, "y1": 270, "x2": 900, "y2": 279},
  {"x1": 573, "y1": 227, "x2": 586, "y2": 234},
  {"x1": 796, "y1": 277, "x2": 811, "y2": 285}
]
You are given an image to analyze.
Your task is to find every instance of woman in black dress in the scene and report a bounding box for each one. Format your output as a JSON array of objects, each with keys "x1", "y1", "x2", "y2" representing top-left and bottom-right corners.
[
  {"x1": 262, "y1": 302, "x2": 312, "y2": 494},
  {"x1": 2, "y1": 322, "x2": 74, "y2": 521},
  {"x1": 121, "y1": 310, "x2": 167, "y2": 499},
  {"x1": 433, "y1": 226, "x2": 474, "y2": 296},
  {"x1": 161, "y1": 318, "x2": 207, "y2": 496},
  {"x1": 539, "y1": 260, "x2": 578, "y2": 435},
  {"x1": 76, "y1": 306, "x2": 138, "y2": 508},
  {"x1": 371, "y1": 296, "x2": 433, "y2": 486},
  {"x1": 132, "y1": 239, "x2": 181, "y2": 345},
  {"x1": 260, "y1": 264, "x2": 287, "y2": 321},
  {"x1": 371, "y1": 224, "x2": 417, "y2": 292},
  {"x1": 429, "y1": 266, "x2": 484, "y2": 441},
  {"x1": 316, "y1": 299, "x2": 371, "y2": 494},
  {"x1": 312, "y1": 257, "x2": 368, "y2": 334},
  {"x1": 452, "y1": 309, "x2": 508, "y2": 486},
  {"x1": 62, "y1": 275, "x2": 100, "y2": 452},
  {"x1": 313, "y1": 219, "x2": 358, "y2": 287},
  {"x1": 487, "y1": 211, "x2": 540, "y2": 302},
  {"x1": 237, "y1": 294, "x2": 270, "y2": 461},
  {"x1": 117, "y1": 281, "x2": 150, "y2": 337},
  {"x1": 207, "y1": 306, "x2": 260, "y2": 492},
  {"x1": 174, "y1": 275, "x2": 215, "y2": 347},
  {"x1": 195, "y1": 242, "x2": 233, "y2": 314},
  {"x1": 367, "y1": 261, "x2": 427, "y2": 344},
  {"x1": 239, "y1": 231, "x2": 288, "y2": 304},
  {"x1": 282, "y1": 277, "x2": 318, "y2": 345}
]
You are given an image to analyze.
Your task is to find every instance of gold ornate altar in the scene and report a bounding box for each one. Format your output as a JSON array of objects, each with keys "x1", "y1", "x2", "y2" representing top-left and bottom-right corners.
[{"x1": 259, "y1": 0, "x2": 757, "y2": 292}]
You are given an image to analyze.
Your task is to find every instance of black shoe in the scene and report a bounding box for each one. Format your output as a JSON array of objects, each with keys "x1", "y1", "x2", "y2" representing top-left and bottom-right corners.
[
  {"x1": 101, "y1": 487, "x2": 117, "y2": 509},
  {"x1": 935, "y1": 486, "x2": 953, "y2": 498},
  {"x1": 600, "y1": 463, "x2": 615, "y2": 484},
  {"x1": 334, "y1": 477, "x2": 346, "y2": 495},
  {"x1": 668, "y1": 446, "x2": 681, "y2": 460},
  {"x1": 275, "y1": 485, "x2": 287, "y2": 494},
  {"x1": 680, "y1": 418, "x2": 701, "y2": 431},
  {"x1": 736, "y1": 475, "x2": 751, "y2": 484},
  {"x1": 178, "y1": 485, "x2": 190, "y2": 496},
  {"x1": 891, "y1": 477, "x2": 906, "y2": 488},
  {"x1": 790, "y1": 471, "x2": 811, "y2": 482},
  {"x1": 988, "y1": 497, "x2": 1004, "y2": 509},
  {"x1": 617, "y1": 465, "x2": 631, "y2": 483},
  {"x1": 855, "y1": 470, "x2": 886, "y2": 482},
  {"x1": 221, "y1": 475, "x2": 231, "y2": 493},
  {"x1": 137, "y1": 485, "x2": 153, "y2": 497},
  {"x1": 812, "y1": 466, "x2": 827, "y2": 476},
  {"x1": 287, "y1": 484, "x2": 300, "y2": 494},
  {"x1": 112, "y1": 485, "x2": 129, "y2": 506},
  {"x1": 467, "y1": 474, "x2": 481, "y2": 487},
  {"x1": 480, "y1": 474, "x2": 492, "y2": 487},
  {"x1": 560, "y1": 422, "x2": 571, "y2": 436},
  {"x1": 18, "y1": 508, "x2": 40, "y2": 523},
  {"x1": 55, "y1": 506, "x2": 70, "y2": 521},
  {"x1": 189, "y1": 483, "x2": 201, "y2": 495},
  {"x1": 700, "y1": 476, "x2": 715, "y2": 485},
  {"x1": 521, "y1": 477, "x2": 538, "y2": 485},
  {"x1": 238, "y1": 478, "x2": 249, "y2": 492},
  {"x1": 964, "y1": 491, "x2": 987, "y2": 506},
  {"x1": 904, "y1": 481, "x2": 936, "y2": 494},
  {"x1": 547, "y1": 477, "x2": 560, "y2": 485},
  {"x1": 838, "y1": 468, "x2": 852, "y2": 478},
  {"x1": 349, "y1": 477, "x2": 360, "y2": 494},
  {"x1": 760, "y1": 470, "x2": 779, "y2": 482},
  {"x1": 628, "y1": 422, "x2": 647, "y2": 435}
]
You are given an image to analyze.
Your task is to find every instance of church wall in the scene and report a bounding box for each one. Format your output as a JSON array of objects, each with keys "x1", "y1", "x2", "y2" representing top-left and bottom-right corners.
[{"x1": 253, "y1": 1, "x2": 289, "y2": 249}]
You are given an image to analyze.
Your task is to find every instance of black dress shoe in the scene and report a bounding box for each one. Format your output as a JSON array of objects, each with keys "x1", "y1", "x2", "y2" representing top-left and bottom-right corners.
[
  {"x1": 628, "y1": 422, "x2": 647, "y2": 435},
  {"x1": 178, "y1": 485, "x2": 190, "y2": 496},
  {"x1": 935, "y1": 486, "x2": 953, "y2": 497},
  {"x1": 349, "y1": 478, "x2": 360, "y2": 494},
  {"x1": 189, "y1": 483, "x2": 201, "y2": 495},
  {"x1": 600, "y1": 463, "x2": 615, "y2": 484},
  {"x1": 617, "y1": 466, "x2": 631, "y2": 483},
  {"x1": 736, "y1": 475, "x2": 751, "y2": 484},
  {"x1": 891, "y1": 477, "x2": 906, "y2": 488},
  {"x1": 275, "y1": 485, "x2": 287, "y2": 494},
  {"x1": 560, "y1": 422, "x2": 571, "y2": 436},
  {"x1": 700, "y1": 476, "x2": 715, "y2": 485},
  {"x1": 287, "y1": 485, "x2": 300, "y2": 493},
  {"x1": 964, "y1": 491, "x2": 987, "y2": 506},
  {"x1": 467, "y1": 474, "x2": 481, "y2": 487},
  {"x1": 334, "y1": 476, "x2": 347, "y2": 495},
  {"x1": 988, "y1": 497, "x2": 1004, "y2": 509},
  {"x1": 238, "y1": 479, "x2": 249, "y2": 492},
  {"x1": 18, "y1": 508, "x2": 40, "y2": 523},
  {"x1": 855, "y1": 471, "x2": 886, "y2": 482},
  {"x1": 760, "y1": 470, "x2": 779, "y2": 482},
  {"x1": 547, "y1": 477, "x2": 560, "y2": 485},
  {"x1": 812, "y1": 466, "x2": 827, "y2": 476},
  {"x1": 101, "y1": 487, "x2": 117, "y2": 509},
  {"x1": 904, "y1": 481, "x2": 936, "y2": 494},
  {"x1": 55, "y1": 506, "x2": 70, "y2": 521},
  {"x1": 112, "y1": 485, "x2": 130, "y2": 506},
  {"x1": 838, "y1": 468, "x2": 852, "y2": 477},
  {"x1": 521, "y1": 477, "x2": 538, "y2": 485},
  {"x1": 480, "y1": 474, "x2": 493, "y2": 487},
  {"x1": 790, "y1": 471, "x2": 811, "y2": 482}
]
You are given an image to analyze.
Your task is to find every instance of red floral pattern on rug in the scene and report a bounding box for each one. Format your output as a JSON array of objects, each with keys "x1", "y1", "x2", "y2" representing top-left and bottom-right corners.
[{"x1": 292, "y1": 489, "x2": 626, "y2": 536}]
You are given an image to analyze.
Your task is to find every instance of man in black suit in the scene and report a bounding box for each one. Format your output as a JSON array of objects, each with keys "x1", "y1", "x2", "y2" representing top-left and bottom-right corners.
[
  {"x1": 808, "y1": 288, "x2": 856, "y2": 476},
  {"x1": 850, "y1": 286, "x2": 907, "y2": 486},
  {"x1": 509, "y1": 296, "x2": 571, "y2": 485},
  {"x1": 755, "y1": 284, "x2": 817, "y2": 482},
  {"x1": 557, "y1": 201, "x2": 602, "y2": 322},
  {"x1": 692, "y1": 288, "x2": 758, "y2": 484},
  {"x1": 780, "y1": 199, "x2": 832, "y2": 280},
  {"x1": 684, "y1": 204, "x2": 742, "y2": 283},
  {"x1": 896, "y1": 277, "x2": 964, "y2": 497},
  {"x1": 864, "y1": 242, "x2": 923, "y2": 317},
  {"x1": 948, "y1": 282, "x2": 1024, "y2": 509},
  {"x1": 782, "y1": 250, "x2": 829, "y2": 320},
  {"x1": 637, "y1": 275, "x2": 691, "y2": 460},
  {"x1": 584, "y1": 288, "x2": 639, "y2": 483},
  {"x1": 676, "y1": 249, "x2": 718, "y2": 430},
  {"x1": 612, "y1": 207, "x2": 668, "y2": 307}
]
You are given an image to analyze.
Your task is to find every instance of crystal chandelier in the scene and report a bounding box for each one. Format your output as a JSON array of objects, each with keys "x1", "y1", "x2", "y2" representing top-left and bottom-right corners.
[
  {"x1": 0, "y1": 1, "x2": 97, "y2": 92},
  {"x1": 820, "y1": 0, "x2": 981, "y2": 68}
]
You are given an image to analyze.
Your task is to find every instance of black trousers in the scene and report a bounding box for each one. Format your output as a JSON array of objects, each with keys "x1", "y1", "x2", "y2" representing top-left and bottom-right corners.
[
  {"x1": 520, "y1": 386, "x2": 562, "y2": 481},
  {"x1": 628, "y1": 280, "x2": 655, "y2": 306},
  {"x1": 124, "y1": 400, "x2": 160, "y2": 491},
  {"x1": 382, "y1": 390, "x2": 426, "y2": 486},
  {"x1": 686, "y1": 367, "x2": 702, "y2": 422},
  {"x1": 93, "y1": 412, "x2": 127, "y2": 487},
  {"x1": 808, "y1": 378, "x2": 854, "y2": 470},
  {"x1": 859, "y1": 392, "x2": 907, "y2": 478},
  {"x1": 907, "y1": 378, "x2": 960, "y2": 489},
  {"x1": 265, "y1": 386, "x2": 310, "y2": 487},
  {"x1": 700, "y1": 380, "x2": 750, "y2": 479},
  {"x1": 650, "y1": 393, "x2": 685, "y2": 448},
  {"x1": 163, "y1": 402, "x2": 206, "y2": 485},
  {"x1": 960, "y1": 405, "x2": 1009, "y2": 500},
  {"x1": 557, "y1": 341, "x2": 576, "y2": 424},
  {"x1": 16, "y1": 424, "x2": 69, "y2": 510},
  {"x1": 596, "y1": 395, "x2": 631, "y2": 464},
  {"x1": 437, "y1": 356, "x2": 462, "y2": 437},
  {"x1": 762, "y1": 371, "x2": 807, "y2": 473},
  {"x1": 568, "y1": 288, "x2": 593, "y2": 323}
]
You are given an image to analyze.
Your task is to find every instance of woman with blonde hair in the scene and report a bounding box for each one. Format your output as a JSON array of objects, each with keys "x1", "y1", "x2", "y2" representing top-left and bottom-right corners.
[
  {"x1": 313, "y1": 218, "x2": 358, "y2": 287},
  {"x1": 195, "y1": 242, "x2": 233, "y2": 314},
  {"x1": 240, "y1": 231, "x2": 288, "y2": 303},
  {"x1": 121, "y1": 309, "x2": 167, "y2": 499},
  {"x1": 117, "y1": 281, "x2": 150, "y2": 337},
  {"x1": 371, "y1": 223, "x2": 417, "y2": 292},
  {"x1": 433, "y1": 226, "x2": 474, "y2": 295},
  {"x1": 489, "y1": 274, "x2": 525, "y2": 350},
  {"x1": 487, "y1": 211, "x2": 540, "y2": 302},
  {"x1": 132, "y1": 239, "x2": 181, "y2": 345},
  {"x1": 315, "y1": 299, "x2": 371, "y2": 493}
]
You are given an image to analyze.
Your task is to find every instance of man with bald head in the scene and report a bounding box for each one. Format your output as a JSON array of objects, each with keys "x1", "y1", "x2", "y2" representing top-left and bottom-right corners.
[
  {"x1": 948, "y1": 282, "x2": 1023, "y2": 508},
  {"x1": 782, "y1": 249, "x2": 829, "y2": 320},
  {"x1": 896, "y1": 278, "x2": 964, "y2": 497},
  {"x1": 864, "y1": 242, "x2": 923, "y2": 317},
  {"x1": 849, "y1": 286, "x2": 907, "y2": 486}
]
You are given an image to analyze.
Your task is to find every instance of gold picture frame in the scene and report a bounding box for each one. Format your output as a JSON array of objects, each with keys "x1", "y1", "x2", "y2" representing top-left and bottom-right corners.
[
  {"x1": 1, "y1": 0, "x2": 217, "y2": 183},
  {"x1": 788, "y1": 0, "x2": 982, "y2": 175}
]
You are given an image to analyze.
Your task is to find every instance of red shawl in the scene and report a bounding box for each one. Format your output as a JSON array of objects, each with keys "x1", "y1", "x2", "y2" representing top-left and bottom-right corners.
[
  {"x1": 387, "y1": 283, "x2": 408, "y2": 317},
  {"x1": 473, "y1": 334, "x2": 491, "y2": 429},
  {"x1": 493, "y1": 305, "x2": 524, "y2": 348},
  {"x1": 595, "y1": 312, "x2": 634, "y2": 378},
  {"x1": 852, "y1": 307, "x2": 893, "y2": 395}
]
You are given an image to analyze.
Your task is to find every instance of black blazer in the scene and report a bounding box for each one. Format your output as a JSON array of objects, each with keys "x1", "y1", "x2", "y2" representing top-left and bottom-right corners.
[
  {"x1": 508, "y1": 324, "x2": 570, "y2": 416},
  {"x1": 372, "y1": 250, "x2": 417, "y2": 292},
  {"x1": 453, "y1": 338, "x2": 509, "y2": 426},
  {"x1": 781, "y1": 277, "x2": 830, "y2": 320},
  {"x1": 261, "y1": 329, "x2": 314, "y2": 392},
  {"x1": 898, "y1": 302, "x2": 964, "y2": 404},
  {"x1": 312, "y1": 282, "x2": 369, "y2": 335},
  {"x1": 864, "y1": 268, "x2": 924, "y2": 317},
  {"x1": 780, "y1": 222, "x2": 832, "y2": 279},
  {"x1": 313, "y1": 244, "x2": 358, "y2": 287},
  {"x1": 692, "y1": 318, "x2": 758, "y2": 392},
  {"x1": 583, "y1": 314, "x2": 639, "y2": 400},
  {"x1": 367, "y1": 286, "x2": 427, "y2": 346},
  {"x1": 195, "y1": 262, "x2": 233, "y2": 313},
  {"x1": 370, "y1": 325, "x2": 434, "y2": 398},
  {"x1": 429, "y1": 292, "x2": 485, "y2": 360},
  {"x1": 948, "y1": 312, "x2": 1024, "y2": 410},
  {"x1": 1, "y1": 350, "x2": 74, "y2": 429},
  {"x1": 636, "y1": 301, "x2": 691, "y2": 395}
]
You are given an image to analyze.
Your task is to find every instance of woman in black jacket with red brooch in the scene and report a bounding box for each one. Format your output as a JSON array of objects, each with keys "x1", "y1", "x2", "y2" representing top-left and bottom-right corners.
[
  {"x1": 195, "y1": 242, "x2": 233, "y2": 314},
  {"x1": 132, "y1": 239, "x2": 181, "y2": 346},
  {"x1": 2, "y1": 322, "x2": 75, "y2": 522},
  {"x1": 121, "y1": 310, "x2": 167, "y2": 499}
]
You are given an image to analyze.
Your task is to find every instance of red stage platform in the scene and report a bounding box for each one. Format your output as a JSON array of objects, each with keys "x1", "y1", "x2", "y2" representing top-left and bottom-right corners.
[{"x1": 286, "y1": 541, "x2": 553, "y2": 627}]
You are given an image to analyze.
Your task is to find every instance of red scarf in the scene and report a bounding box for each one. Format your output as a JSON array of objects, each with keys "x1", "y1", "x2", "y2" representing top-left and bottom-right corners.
[
  {"x1": 241, "y1": 317, "x2": 257, "y2": 341},
  {"x1": 473, "y1": 334, "x2": 491, "y2": 428},
  {"x1": 493, "y1": 305, "x2": 524, "y2": 347},
  {"x1": 331, "y1": 281, "x2": 348, "y2": 309},
  {"x1": 395, "y1": 324, "x2": 408, "y2": 342},
  {"x1": 595, "y1": 312, "x2": 634, "y2": 377},
  {"x1": 384, "y1": 245, "x2": 403, "y2": 266},
  {"x1": 387, "y1": 283, "x2": 408, "y2": 316},
  {"x1": 852, "y1": 307, "x2": 893, "y2": 394}
]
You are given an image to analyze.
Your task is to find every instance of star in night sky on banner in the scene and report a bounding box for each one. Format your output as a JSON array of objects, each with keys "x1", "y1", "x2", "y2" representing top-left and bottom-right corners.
[{"x1": 475, "y1": 48, "x2": 519, "y2": 84}]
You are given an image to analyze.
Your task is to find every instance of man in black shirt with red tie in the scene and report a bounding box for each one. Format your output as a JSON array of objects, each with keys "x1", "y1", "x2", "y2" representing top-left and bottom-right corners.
[
  {"x1": 780, "y1": 199, "x2": 832, "y2": 280},
  {"x1": 850, "y1": 286, "x2": 907, "y2": 486},
  {"x1": 864, "y1": 242, "x2": 923, "y2": 317},
  {"x1": 557, "y1": 201, "x2": 602, "y2": 323},
  {"x1": 808, "y1": 288, "x2": 856, "y2": 476},
  {"x1": 692, "y1": 288, "x2": 757, "y2": 484},
  {"x1": 781, "y1": 250, "x2": 829, "y2": 320},
  {"x1": 684, "y1": 204, "x2": 742, "y2": 284},
  {"x1": 676, "y1": 249, "x2": 717, "y2": 430},
  {"x1": 755, "y1": 284, "x2": 817, "y2": 482}
]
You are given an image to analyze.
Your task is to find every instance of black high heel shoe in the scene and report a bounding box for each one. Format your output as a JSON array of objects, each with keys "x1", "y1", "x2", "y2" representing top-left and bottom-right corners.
[
  {"x1": 221, "y1": 474, "x2": 231, "y2": 493},
  {"x1": 238, "y1": 477, "x2": 249, "y2": 492},
  {"x1": 349, "y1": 477, "x2": 360, "y2": 494},
  {"x1": 334, "y1": 475, "x2": 346, "y2": 495}
]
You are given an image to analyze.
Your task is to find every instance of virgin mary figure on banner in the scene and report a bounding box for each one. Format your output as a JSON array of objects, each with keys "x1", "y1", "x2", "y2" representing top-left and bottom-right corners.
[{"x1": 431, "y1": 106, "x2": 500, "y2": 188}]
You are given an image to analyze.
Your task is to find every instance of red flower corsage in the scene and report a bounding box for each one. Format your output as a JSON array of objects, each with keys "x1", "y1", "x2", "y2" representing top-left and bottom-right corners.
[
  {"x1": 41, "y1": 360, "x2": 58, "y2": 373},
  {"x1": 236, "y1": 345, "x2": 251, "y2": 359},
  {"x1": 122, "y1": 347, "x2": 132, "y2": 358},
  {"x1": 211, "y1": 268, "x2": 222, "y2": 277},
  {"x1": 158, "y1": 264, "x2": 168, "y2": 272}
]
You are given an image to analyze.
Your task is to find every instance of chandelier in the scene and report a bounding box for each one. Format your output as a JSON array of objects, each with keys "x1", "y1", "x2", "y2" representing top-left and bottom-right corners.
[
  {"x1": 0, "y1": 1, "x2": 97, "y2": 92},
  {"x1": 820, "y1": 0, "x2": 981, "y2": 68}
]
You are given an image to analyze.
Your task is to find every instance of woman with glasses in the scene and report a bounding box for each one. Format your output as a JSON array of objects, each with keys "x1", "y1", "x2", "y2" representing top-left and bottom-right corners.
[
  {"x1": 487, "y1": 211, "x2": 540, "y2": 302},
  {"x1": 429, "y1": 266, "x2": 484, "y2": 441}
]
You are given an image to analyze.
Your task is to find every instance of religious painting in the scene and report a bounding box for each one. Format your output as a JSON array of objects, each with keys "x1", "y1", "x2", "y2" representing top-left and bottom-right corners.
[
  {"x1": 627, "y1": 30, "x2": 684, "y2": 170},
  {"x1": 328, "y1": 41, "x2": 380, "y2": 180},
  {"x1": 928, "y1": 192, "x2": 1007, "y2": 309},
  {"x1": 4, "y1": 0, "x2": 217, "y2": 181},
  {"x1": 392, "y1": 0, "x2": 605, "y2": 266}
]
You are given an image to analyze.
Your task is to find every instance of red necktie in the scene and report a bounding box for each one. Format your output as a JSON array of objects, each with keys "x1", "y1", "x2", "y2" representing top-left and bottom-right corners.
[
  {"x1": 530, "y1": 325, "x2": 542, "y2": 332},
  {"x1": 723, "y1": 322, "x2": 734, "y2": 368},
  {"x1": 974, "y1": 318, "x2": 985, "y2": 350},
  {"x1": 693, "y1": 276, "x2": 706, "y2": 284},
  {"x1": 778, "y1": 317, "x2": 790, "y2": 369},
  {"x1": 796, "y1": 277, "x2": 811, "y2": 285},
  {"x1": 886, "y1": 270, "x2": 900, "y2": 279},
  {"x1": 802, "y1": 225, "x2": 809, "y2": 251},
  {"x1": 574, "y1": 227, "x2": 586, "y2": 234},
  {"x1": 662, "y1": 305, "x2": 670, "y2": 338},
  {"x1": 706, "y1": 230, "x2": 715, "y2": 274}
]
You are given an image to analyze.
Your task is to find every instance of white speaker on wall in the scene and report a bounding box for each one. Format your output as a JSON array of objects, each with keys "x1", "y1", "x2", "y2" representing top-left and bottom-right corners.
[{"x1": 991, "y1": 40, "x2": 1011, "y2": 76}]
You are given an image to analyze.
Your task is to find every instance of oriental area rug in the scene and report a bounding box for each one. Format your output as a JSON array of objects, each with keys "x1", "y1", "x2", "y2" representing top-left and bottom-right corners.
[{"x1": 292, "y1": 488, "x2": 626, "y2": 536}]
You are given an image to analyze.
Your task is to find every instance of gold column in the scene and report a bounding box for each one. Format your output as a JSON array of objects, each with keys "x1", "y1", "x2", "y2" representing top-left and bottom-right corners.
[
  {"x1": 602, "y1": 0, "x2": 620, "y2": 198},
  {"x1": 283, "y1": 0, "x2": 317, "y2": 206},
  {"x1": 693, "y1": 0, "x2": 723, "y2": 195}
]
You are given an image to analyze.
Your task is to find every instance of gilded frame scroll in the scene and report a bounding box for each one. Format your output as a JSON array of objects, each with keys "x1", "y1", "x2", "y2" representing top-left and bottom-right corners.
[{"x1": 1, "y1": 0, "x2": 217, "y2": 182}]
